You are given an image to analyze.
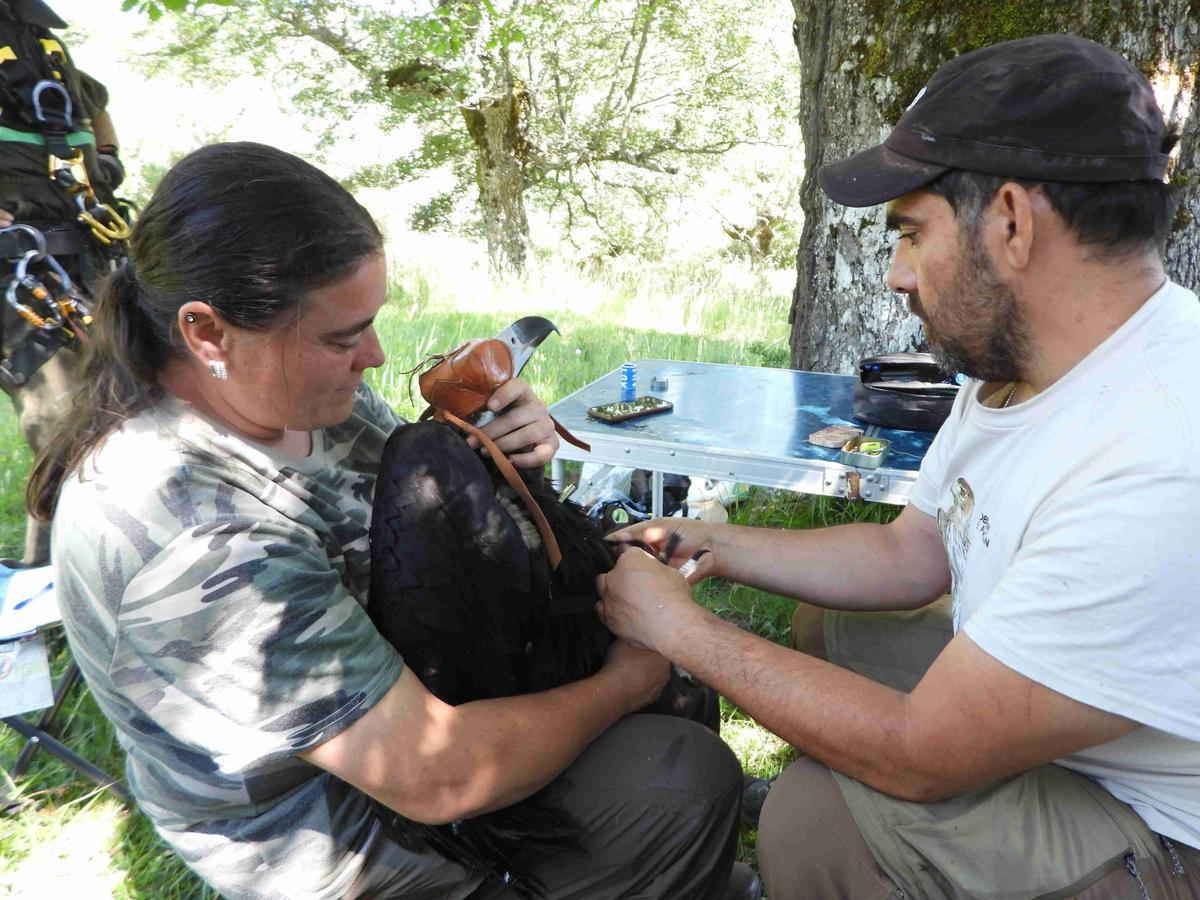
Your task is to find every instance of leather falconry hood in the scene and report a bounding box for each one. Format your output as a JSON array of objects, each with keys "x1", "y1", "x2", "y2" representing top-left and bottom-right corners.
[{"x1": 416, "y1": 332, "x2": 590, "y2": 569}]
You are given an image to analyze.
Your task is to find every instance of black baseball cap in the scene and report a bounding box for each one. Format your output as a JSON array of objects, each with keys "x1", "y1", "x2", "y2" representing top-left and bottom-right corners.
[{"x1": 819, "y1": 34, "x2": 1172, "y2": 207}]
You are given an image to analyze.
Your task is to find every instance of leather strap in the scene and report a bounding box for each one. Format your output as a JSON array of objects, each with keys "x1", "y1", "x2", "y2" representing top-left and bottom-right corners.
[
  {"x1": 436, "y1": 409, "x2": 563, "y2": 570},
  {"x1": 416, "y1": 337, "x2": 592, "y2": 571},
  {"x1": 553, "y1": 416, "x2": 590, "y2": 452}
]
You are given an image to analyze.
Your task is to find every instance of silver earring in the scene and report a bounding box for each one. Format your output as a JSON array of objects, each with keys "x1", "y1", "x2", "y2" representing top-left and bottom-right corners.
[
  {"x1": 209, "y1": 359, "x2": 229, "y2": 381},
  {"x1": 185, "y1": 312, "x2": 197, "y2": 324}
]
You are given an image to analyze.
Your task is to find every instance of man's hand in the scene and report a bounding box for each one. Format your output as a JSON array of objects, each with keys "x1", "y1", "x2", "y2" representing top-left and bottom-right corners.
[
  {"x1": 596, "y1": 548, "x2": 708, "y2": 653},
  {"x1": 0, "y1": 208, "x2": 13, "y2": 228},
  {"x1": 468, "y1": 377, "x2": 559, "y2": 468},
  {"x1": 600, "y1": 638, "x2": 671, "y2": 711},
  {"x1": 606, "y1": 518, "x2": 720, "y2": 583}
]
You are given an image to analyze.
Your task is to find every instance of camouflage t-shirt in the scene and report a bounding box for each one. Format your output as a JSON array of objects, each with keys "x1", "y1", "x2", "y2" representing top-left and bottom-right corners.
[{"x1": 53, "y1": 386, "x2": 409, "y2": 899}]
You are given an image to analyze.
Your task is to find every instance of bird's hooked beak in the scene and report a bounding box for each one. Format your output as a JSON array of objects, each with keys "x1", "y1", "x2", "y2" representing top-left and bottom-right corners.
[
  {"x1": 496, "y1": 315, "x2": 560, "y2": 379},
  {"x1": 470, "y1": 316, "x2": 560, "y2": 427}
]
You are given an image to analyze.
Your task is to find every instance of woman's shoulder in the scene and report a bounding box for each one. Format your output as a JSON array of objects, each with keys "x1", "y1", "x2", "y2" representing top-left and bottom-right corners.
[{"x1": 55, "y1": 404, "x2": 294, "y2": 562}]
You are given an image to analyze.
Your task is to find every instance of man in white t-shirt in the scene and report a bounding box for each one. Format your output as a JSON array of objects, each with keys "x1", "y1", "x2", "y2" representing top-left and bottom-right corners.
[{"x1": 595, "y1": 34, "x2": 1200, "y2": 898}]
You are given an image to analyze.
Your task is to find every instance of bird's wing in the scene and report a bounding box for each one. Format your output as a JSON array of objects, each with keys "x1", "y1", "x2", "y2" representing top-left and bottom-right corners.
[{"x1": 368, "y1": 420, "x2": 537, "y2": 705}]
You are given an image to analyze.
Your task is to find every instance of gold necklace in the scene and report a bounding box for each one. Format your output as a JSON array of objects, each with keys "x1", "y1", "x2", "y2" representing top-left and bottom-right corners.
[{"x1": 1001, "y1": 382, "x2": 1019, "y2": 408}]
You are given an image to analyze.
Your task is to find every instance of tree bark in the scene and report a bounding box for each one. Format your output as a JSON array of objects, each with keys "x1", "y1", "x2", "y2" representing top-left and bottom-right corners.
[
  {"x1": 461, "y1": 78, "x2": 533, "y2": 274},
  {"x1": 789, "y1": 0, "x2": 1200, "y2": 374}
]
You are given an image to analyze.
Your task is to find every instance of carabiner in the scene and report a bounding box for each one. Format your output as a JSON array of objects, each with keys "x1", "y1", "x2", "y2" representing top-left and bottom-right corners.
[
  {"x1": 0, "y1": 224, "x2": 47, "y2": 260},
  {"x1": 32, "y1": 79, "x2": 73, "y2": 127},
  {"x1": 77, "y1": 203, "x2": 132, "y2": 244},
  {"x1": 13, "y1": 247, "x2": 39, "y2": 282},
  {"x1": 41, "y1": 251, "x2": 74, "y2": 294},
  {"x1": 6, "y1": 275, "x2": 59, "y2": 330},
  {"x1": 51, "y1": 149, "x2": 89, "y2": 189}
]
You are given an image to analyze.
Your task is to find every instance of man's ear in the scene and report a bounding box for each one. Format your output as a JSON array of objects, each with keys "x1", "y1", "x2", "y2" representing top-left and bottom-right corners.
[
  {"x1": 985, "y1": 182, "x2": 1036, "y2": 272},
  {"x1": 177, "y1": 302, "x2": 229, "y2": 364}
]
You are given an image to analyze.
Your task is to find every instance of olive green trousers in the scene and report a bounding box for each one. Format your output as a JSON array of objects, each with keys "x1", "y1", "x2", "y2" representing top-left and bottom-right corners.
[{"x1": 757, "y1": 599, "x2": 1200, "y2": 900}]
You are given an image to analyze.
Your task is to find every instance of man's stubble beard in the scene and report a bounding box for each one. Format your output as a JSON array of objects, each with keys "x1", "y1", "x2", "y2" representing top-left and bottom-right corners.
[{"x1": 917, "y1": 225, "x2": 1031, "y2": 384}]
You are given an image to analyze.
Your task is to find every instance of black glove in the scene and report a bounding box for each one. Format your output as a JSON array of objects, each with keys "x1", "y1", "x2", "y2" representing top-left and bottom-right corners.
[{"x1": 95, "y1": 145, "x2": 125, "y2": 189}]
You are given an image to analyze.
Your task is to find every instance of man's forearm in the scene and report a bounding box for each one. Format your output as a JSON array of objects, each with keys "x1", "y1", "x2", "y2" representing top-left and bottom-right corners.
[
  {"x1": 658, "y1": 608, "x2": 932, "y2": 799},
  {"x1": 92, "y1": 110, "x2": 118, "y2": 149},
  {"x1": 711, "y1": 517, "x2": 948, "y2": 611}
]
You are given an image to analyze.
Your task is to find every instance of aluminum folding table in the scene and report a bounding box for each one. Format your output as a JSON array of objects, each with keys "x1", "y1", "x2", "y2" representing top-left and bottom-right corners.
[{"x1": 549, "y1": 359, "x2": 937, "y2": 514}]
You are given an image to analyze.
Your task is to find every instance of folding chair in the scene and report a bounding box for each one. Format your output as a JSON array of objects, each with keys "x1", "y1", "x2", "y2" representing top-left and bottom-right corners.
[
  {"x1": 1, "y1": 563, "x2": 132, "y2": 808},
  {"x1": 2, "y1": 653, "x2": 132, "y2": 807}
]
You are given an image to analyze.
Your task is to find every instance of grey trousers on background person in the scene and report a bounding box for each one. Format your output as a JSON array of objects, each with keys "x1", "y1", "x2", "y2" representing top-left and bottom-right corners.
[
  {"x1": 757, "y1": 599, "x2": 1200, "y2": 900},
  {"x1": 348, "y1": 714, "x2": 742, "y2": 899}
]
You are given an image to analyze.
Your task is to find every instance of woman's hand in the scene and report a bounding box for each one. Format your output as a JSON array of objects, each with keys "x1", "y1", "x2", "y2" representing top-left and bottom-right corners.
[
  {"x1": 600, "y1": 637, "x2": 671, "y2": 712},
  {"x1": 596, "y1": 547, "x2": 708, "y2": 655},
  {"x1": 606, "y1": 517, "x2": 720, "y2": 583},
  {"x1": 468, "y1": 377, "x2": 559, "y2": 468}
]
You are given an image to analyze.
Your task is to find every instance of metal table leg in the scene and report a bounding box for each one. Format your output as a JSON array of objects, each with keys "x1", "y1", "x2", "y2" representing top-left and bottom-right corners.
[
  {"x1": 1, "y1": 659, "x2": 132, "y2": 807},
  {"x1": 1, "y1": 715, "x2": 132, "y2": 805},
  {"x1": 12, "y1": 660, "x2": 80, "y2": 777}
]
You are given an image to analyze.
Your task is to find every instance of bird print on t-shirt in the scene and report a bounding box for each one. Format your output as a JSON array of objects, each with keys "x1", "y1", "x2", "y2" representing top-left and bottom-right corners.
[{"x1": 937, "y1": 477, "x2": 975, "y2": 627}]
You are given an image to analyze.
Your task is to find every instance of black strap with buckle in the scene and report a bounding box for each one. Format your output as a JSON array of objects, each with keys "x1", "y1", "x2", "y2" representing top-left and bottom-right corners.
[{"x1": 0, "y1": 223, "x2": 78, "y2": 258}]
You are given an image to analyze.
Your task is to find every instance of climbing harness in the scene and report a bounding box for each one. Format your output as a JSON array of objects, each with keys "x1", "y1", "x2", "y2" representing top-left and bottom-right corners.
[
  {"x1": 30, "y1": 78, "x2": 130, "y2": 245},
  {"x1": 0, "y1": 8, "x2": 132, "y2": 248},
  {"x1": 0, "y1": 222, "x2": 91, "y2": 389},
  {"x1": 0, "y1": 8, "x2": 128, "y2": 388}
]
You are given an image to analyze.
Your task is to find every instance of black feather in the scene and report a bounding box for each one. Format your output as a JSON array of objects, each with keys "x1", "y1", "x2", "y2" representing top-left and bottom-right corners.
[
  {"x1": 366, "y1": 422, "x2": 611, "y2": 894},
  {"x1": 366, "y1": 421, "x2": 718, "y2": 896}
]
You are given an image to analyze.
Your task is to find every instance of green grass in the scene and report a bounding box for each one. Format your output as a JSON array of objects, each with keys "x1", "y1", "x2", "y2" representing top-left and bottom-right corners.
[
  {"x1": 0, "y1": 254, "x2": 891, "y2": 896},
  {"x1": 0, "y1": 401, "x2": 29, "y2": 558}
]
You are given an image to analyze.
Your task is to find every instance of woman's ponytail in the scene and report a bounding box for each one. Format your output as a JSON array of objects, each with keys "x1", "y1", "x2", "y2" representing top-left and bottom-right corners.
[
  {"x1": 26, "y1": 141, "x2": 382, "y2": 520},
  {"x1": 25, "y1": 262, "x2": 166, "y2": 521}
]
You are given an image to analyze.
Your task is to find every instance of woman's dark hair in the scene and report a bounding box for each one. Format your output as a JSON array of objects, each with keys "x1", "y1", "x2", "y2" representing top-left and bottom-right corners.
[
  {"x1": 27, "y1": 141, "x2": 384, "y2": 519},
  {"x1": 927, "y1": 169, "x2": 1179, "y2": 256}
]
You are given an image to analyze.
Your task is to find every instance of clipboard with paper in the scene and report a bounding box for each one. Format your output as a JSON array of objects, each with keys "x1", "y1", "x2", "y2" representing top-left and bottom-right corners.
[{"x1": 0, "y1": 564, "x2": 57, "y2": 720}]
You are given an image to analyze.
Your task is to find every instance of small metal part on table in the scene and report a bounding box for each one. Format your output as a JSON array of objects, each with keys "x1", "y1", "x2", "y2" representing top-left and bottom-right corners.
[
  {"x1": 649, "y1": 376, "x2": 669, "y2": 391},
  {"x1": 838, "y1": 435, "x2": 890, "y2": 469}
]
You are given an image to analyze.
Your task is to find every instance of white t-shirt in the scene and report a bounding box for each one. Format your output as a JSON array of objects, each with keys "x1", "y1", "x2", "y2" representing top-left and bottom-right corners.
[{"x1": 909, "y1": 280, "x2": 1200, "y2": 849}]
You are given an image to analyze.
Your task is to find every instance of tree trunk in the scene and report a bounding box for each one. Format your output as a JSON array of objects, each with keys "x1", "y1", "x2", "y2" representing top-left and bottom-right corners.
[
  {"x1": 461, "y1": 79, "x2": 533, "y2": 275},
  {"x1": 789, "y1": 0, "x2": 1200, "y2": 374}
]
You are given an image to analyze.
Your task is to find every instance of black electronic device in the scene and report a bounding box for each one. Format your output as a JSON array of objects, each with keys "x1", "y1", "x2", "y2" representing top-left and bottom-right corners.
[
  {"x1": 854, "y1": 352, "x2": 960, "y2": 432},
  {"x1": 587, "y1": 396, "x2": 674, "y2": 423}
]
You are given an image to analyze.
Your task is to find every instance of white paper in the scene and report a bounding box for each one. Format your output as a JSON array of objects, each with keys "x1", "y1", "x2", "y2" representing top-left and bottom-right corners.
[
  {"x1": 0, "y1": 565, "x2": 60, "y2": 640},
  {"x1": 0, "y1": 634, "x2": 54, "y2": 717}
]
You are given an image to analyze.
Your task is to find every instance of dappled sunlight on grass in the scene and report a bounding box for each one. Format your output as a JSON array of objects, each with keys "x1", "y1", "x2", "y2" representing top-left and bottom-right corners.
[
  {"x1": 369, "y1": 256, "x2": 794, "y2": 423},
  {"x1": 0, "y1": 798, "x2": 125, "y2": 897}
]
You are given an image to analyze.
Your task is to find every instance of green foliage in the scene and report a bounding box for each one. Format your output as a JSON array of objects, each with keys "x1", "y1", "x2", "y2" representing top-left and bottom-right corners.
[
  {"x1": 409, "y1": 190, "x2": 461, "y2": 232},
  {"x1": 122, "y1": 0, "x2": 233, "y2": 22},
  {"x1": 0, "y1": 404, "x2": 28, "y2": 555},
  {"x1": 746, "y1": 339, "x2": 790, "y2": 369},
  {"x1": 0, "y1": 633, "x2": 220, "y2": 898},
  {"x1": 135, "y1": 0, "x2": 798, "y2": 263}
]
